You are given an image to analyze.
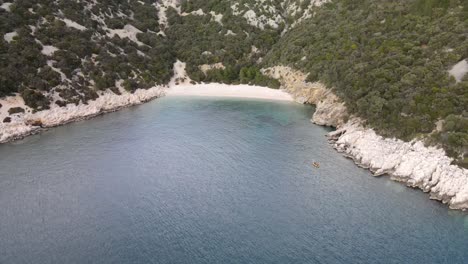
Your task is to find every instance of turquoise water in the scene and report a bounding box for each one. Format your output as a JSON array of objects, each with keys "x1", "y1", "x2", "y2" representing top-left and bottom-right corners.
[{"x1": 0, "y1": 97, "x2": 467, "y2": 263}]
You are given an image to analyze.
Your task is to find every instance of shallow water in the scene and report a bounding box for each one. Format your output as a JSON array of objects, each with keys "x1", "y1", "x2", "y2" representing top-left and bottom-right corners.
[{"x1": 0, "y1": 96, "x2": 467, "y2": 263}]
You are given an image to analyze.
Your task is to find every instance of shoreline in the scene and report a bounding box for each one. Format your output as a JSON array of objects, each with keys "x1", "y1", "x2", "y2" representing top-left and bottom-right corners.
[
  {"x1": 327, "y1": 120, "x2": 468, "y2": 210},
  {"x1": 0, "y1": 83, "x2": 293, "y2": 144},
  {"x1": 166, "y1": 83, "x2": 294, "y2": 101},
  {"x1": 0, "y1": 86, "x2": 165, "y2": 144},
  {"x1": 1, "y1": 69, "x2": 467, "y2": 210},
  {"x1": 263, "y1": 65, "x2": 468, "y2": 211}
]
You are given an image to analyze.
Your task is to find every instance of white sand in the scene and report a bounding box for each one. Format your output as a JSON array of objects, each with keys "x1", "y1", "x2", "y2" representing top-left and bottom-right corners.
[{"x1": 166, "y1": 83, "x2": 294, "y2": 101}]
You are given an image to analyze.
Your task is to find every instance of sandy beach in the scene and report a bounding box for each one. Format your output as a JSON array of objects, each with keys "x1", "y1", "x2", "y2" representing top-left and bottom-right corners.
[{"x1": 166, "y1": 83, "x2": 294, "y2": 101}]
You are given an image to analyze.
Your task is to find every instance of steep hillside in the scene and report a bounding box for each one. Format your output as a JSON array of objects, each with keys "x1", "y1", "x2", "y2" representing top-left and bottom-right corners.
[
  {"x1": 0, "y1": 0, "x2": 467, "y2": 166},
  {"x1": 0, "y1": 0, "x2": 174, "y2": 105},
  {"x1": 264, "y1": 0, "x2": 468, "y2": 166}
]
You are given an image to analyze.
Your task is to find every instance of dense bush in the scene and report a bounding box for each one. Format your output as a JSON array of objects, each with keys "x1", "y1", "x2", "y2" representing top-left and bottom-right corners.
[
  {"x1": 166, "y1": 2, "x2": 282, "y2": 88},
  {"x1": 0, "y1": 0, "x2": 175, "y2": 104},
  {"x1": 8, "y1": 107, "x2": 25, "y2": 115},
  {"x1": 264, "y1": 0, "x2": 467, "y2": 164},
  {"x1": 20, "y1": 89, "x2": 49, "y2": 110},
  {"x1": 0, "y1": 0, "x2": 466, "y2": 165}
]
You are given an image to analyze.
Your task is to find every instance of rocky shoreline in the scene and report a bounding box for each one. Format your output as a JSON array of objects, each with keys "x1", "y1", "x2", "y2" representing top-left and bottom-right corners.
[
  {"x1": 0, "y1": 86, "x2": 165, "y2": 144},
  {"x1": 1, "y1": 65, "x2": 467, "y2": 210},
  {"x1": 264, "y1": 66, "x2": 468, "y2": 210},
  {"x1": 329, "y1": 121, "x2": 468, "y2": 210}
]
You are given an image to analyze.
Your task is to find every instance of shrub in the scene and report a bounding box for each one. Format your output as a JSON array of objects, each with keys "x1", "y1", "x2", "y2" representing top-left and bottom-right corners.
[{"x1": 8, "y1": 107, "x2": 25, "y2": 115}]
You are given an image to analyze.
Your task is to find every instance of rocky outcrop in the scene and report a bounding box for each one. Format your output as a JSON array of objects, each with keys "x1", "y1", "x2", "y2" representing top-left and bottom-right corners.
[
  {"x1": 263, "y1": 66, "x2": 348, "y2": 127},
  {"x1": 199, "y1": 63, "x2": 226, "y2": 74},
  {"x1": 331, "y1": 120, "x2": 468, "y2": 210},
  {"x1": 264, "y1": 65, "x2": 468, "y2": 210}
]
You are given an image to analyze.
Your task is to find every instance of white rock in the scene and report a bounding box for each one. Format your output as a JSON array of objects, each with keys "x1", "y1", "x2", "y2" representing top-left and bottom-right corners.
[
  {"x1": 265, "y1": 65, "x2": 468, "y2": 210},
  {"x1": 107, "y1": 25, "x2": 146, "y2": 46},
  {"x1": 4, "y1": 31, "x2": 17, "y2": 43},
  {"x1": 199, "y1": 63, "x2": 225, "y2": 74},
  {"x1": 60, "y1": 18, "x2": 87, "y2": 31},
  {"x1": 331, "y1": 120, "x2": 468, "y2": 209},
  {"x1": 0, "y1": 87, "x2": 165, "y2": 143},
  {"x1": 170, "y1": 60, "x2": 191, "y2": 86},
  {"x1": 448, "y1": 59, "x2": 468, "y2": 82},
  {"x1": 0, "y1": 2, "x2": 12, "y2": 12},
  {"x1": 41, "y1": 45, "x2": 59, "y2": 56}
]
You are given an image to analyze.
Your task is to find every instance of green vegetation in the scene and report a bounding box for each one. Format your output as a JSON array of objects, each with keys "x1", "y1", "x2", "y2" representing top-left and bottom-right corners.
[
  {"x1": 199, "y1": 65, "x2": 279, "y2": 88},
  {"x1": 8, "y1": 107, "x2": 25, "y2": 115},
  {"x1": 0, "y1": 0, "x2": 466, "y2": 165},
  {"x1": 0, "y1": 0, "x2": 175, "y2": 105},
  {"x1": 166, "y1": 1, "x2": 281, "y2": 87},
  {"x1": 264, "y1": 0, "x2": 467, "y2": 166}
]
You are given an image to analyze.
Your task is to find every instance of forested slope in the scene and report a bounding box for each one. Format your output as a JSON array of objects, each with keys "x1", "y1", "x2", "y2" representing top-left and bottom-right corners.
[
  {"x1": 0, "y1": 0, "x2": 467, "y2": 166},
  {"x1": 264, "y1": 0, "x2": 468, "y2": 166},
  {"x1": 0, "y1": 0, "x2": 174, "y2": 108}
]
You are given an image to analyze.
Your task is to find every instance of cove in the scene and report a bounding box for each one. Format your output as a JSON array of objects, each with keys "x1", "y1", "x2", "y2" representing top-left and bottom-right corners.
[{"x1": 0, "y1": 96, "x2": 467, "y2": 263}]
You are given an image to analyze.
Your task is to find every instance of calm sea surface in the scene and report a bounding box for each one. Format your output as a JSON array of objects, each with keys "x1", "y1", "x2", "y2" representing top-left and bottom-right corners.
[{"x1": 0, "y1": 96, "x2": 467, "y2": 263}]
